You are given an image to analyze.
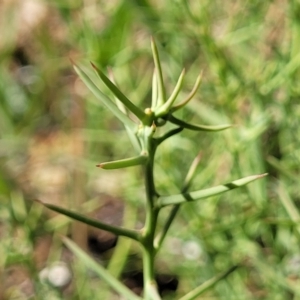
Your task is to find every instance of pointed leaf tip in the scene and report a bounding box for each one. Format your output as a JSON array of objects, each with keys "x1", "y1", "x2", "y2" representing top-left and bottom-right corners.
[
  {"x1": 90, "y1": 61, "x2": 98, "y2": 70},
  {"x1": 155, "y1": 68, "x2": 186, "y2": 117},
  {"x1": 257, "y1": 173, "x2": 268, "y2": 178},
  {"x1": 33, "y1": 199, "x2": 43, "y2": 204},
  {"x1": 151, "y1": 37, "x2": 166, "y2": 106},
  {"x1": 69, "y1": 57, "x2": 76, "y2": 66},
  {"x1": 96, "y1": 155, "x2": 148, "y2": 170},
  {"x1": 172, "y1": 70, "x2": 203, "y2": 112},
  {"x1": 91, "y1": 62, "x2": 147, "y2": 122}
]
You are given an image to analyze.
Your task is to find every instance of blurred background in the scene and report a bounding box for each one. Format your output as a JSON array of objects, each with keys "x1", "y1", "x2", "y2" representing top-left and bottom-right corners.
[{"x1": 1, "y1": 0, "x2": 300, "y2": 299}]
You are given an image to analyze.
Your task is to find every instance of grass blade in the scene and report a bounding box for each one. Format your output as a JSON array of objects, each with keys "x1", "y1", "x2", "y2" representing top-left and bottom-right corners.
[
  {"x1": 178, "y1": 265, "x2": 238, "y2": 300},
  {"x1": 73, "y1": 64, "x2": 135, "y2": 130},
  {"x1": 63, "y1": 237, "x2": 142, "y2": 300}
]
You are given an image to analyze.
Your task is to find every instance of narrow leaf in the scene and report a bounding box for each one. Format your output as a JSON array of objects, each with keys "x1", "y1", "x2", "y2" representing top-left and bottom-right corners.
[
  {"x1": 151, "y1": 37, "x2": 166, "y2": 106},
  {"x1": 91, "y1": 62, "x2": 147, "y2": 122},
  {"x1": 36, "y1": 200, "x2": 139, "y2": 241},
  {"x1": 178, "y1": 265, "x2": 238, "y2": 300},
  {"x1": 97, "y1": 154, "x2": 148, "y2": 169},
  {"x1": 154, "y1": 152, "x2": 202, "y2": 251},
  {"x1": 116, "y1": 104, "x2": 141, "y2": 153},
  {"x1": 108, "y1": 69, "x2": 142, "y2": 153},
  {"x1": 73, "y1": 64, "x2": 135, "y2": 130},
  {"x1": 154, "y1": 205, "x2": 180, "y2": 251},
  {"x1": 108, "y1": 204, "x2": 137, "y2": 278},
  {"x1": 157, "y1": 173, "x2": 268, "y2": 207},
  {"x1": 156, "y1": 127, "x2": 184, "y2": 145},
  {"x1": 151, "y1": 70, "x2": 158, "y2": 109},
  {"x1": 155, "y1": 69, "x2": 185, "y2": 117},
  {"x1": 267, "y1": 156, "x2": 296, "y2": 180},
  {"x1": 169, "y1": 115, "x2": 232, "y2": 132},
  {"x1": 172, "y1": 71, "x2": 203, "y2": 112},
  {"x1": 278, "y1": 181, "x2": 300, "y2": 236},
  {"x1": 63, "y1": 237, "x2": 142, "y2": 300},
  {"x1": 182, "y1": 151, "x2": 202, "y2": 191}
]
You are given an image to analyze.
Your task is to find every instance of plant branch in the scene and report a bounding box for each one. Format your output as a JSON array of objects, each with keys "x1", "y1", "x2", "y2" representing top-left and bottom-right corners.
[
  {"x1": 168, "y1": 115, "x2": 232, "y2": 132},
  {"x1": 155, "y1": 127, "x2": 184, "y2": 145},
  {"x1": 171, "y1": 71, "x2": 203, "y2": 112},
  {"x1": 156, "y1": 173, "x2": 268, "y2": 208},
  {"x1": 37, "y1": 200, "x2": 140, "y2": 241}
]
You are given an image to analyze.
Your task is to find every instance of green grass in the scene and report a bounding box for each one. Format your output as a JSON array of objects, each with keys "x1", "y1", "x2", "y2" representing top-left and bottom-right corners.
[{"x1": 1, "y1": 0, "x2": 300, "y2": 299}]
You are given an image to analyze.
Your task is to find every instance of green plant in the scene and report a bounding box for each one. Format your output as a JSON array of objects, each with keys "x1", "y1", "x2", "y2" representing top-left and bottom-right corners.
[{"x1": 39, "y1": 38, "x2": 267, "y2": 300}]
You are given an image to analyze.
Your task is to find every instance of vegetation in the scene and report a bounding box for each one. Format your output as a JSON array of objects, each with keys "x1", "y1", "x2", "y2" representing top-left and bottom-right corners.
[{"x1": 0, "y1": 1, "x2": 300, "y2": 299}]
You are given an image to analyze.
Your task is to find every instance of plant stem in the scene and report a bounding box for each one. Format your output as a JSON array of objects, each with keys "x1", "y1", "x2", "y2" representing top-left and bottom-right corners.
[{"x1": 142, "y1": 138, "x2": 161, "y2": 299}]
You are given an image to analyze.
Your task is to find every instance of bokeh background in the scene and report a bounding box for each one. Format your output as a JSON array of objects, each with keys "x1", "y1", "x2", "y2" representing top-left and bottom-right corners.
[{"x1": 1, "y1": 0, "x2": 300, "y2": 299}]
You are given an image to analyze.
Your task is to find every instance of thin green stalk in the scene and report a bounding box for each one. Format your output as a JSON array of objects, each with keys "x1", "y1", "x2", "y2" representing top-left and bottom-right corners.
[
  {"x1": 37, "y1": 200, "x2": 140, "y2": 241},
  {"x1": 151, "y1": 37, "x2": 166, "y2": 107},
  {"x1": 278, "y1": 181, "x2": 300, "y2": 237},
  {"x1": 96, "y1": 154, "x2": 148, "y2": 169},
  {"x1": 168, "y1": 115, "x2": 232, "y2": 132},
  {"x1": 107, "y1": 204, "x2": 137, "y2": 277},
  {"x1": 151, "y1": 71, "x2": 158, "y2": 109},
  {"x1": 141, "y1": 138, "x2": 161, "y2": 299},
  {"x1": 171, "y1": 71, "x2": 203, "y2": 112},
  {"x1": 103, "y1": 204, "x2": 138, "y2": 300},
  {"x1": 63, "y1": 237, "x2": 142, "y2": 300},
  {"x1": 91, "y1": 62, "x2": 148, "y2": 122},
  {"x1": 142, "y1": 244, "x2": 160, "y2": 300},
  {"x1": 155, "y1": 127, "x2": 184, "y2": 145},
  {"x1": 178, "y1": 265, "x2": 238, "y2": 300},
  {"x1": 154, "y1": 69, "x2": 185, "y2": 117},
  {"x1": 154, "y1": 152, "x2": 202, "y2": 251},
  {"x1": 54, "y1": 41, "x2": 269, "y2": 300},
  {"x1": 154, "y1": 204, "x2": 180, "y2": 251}
]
